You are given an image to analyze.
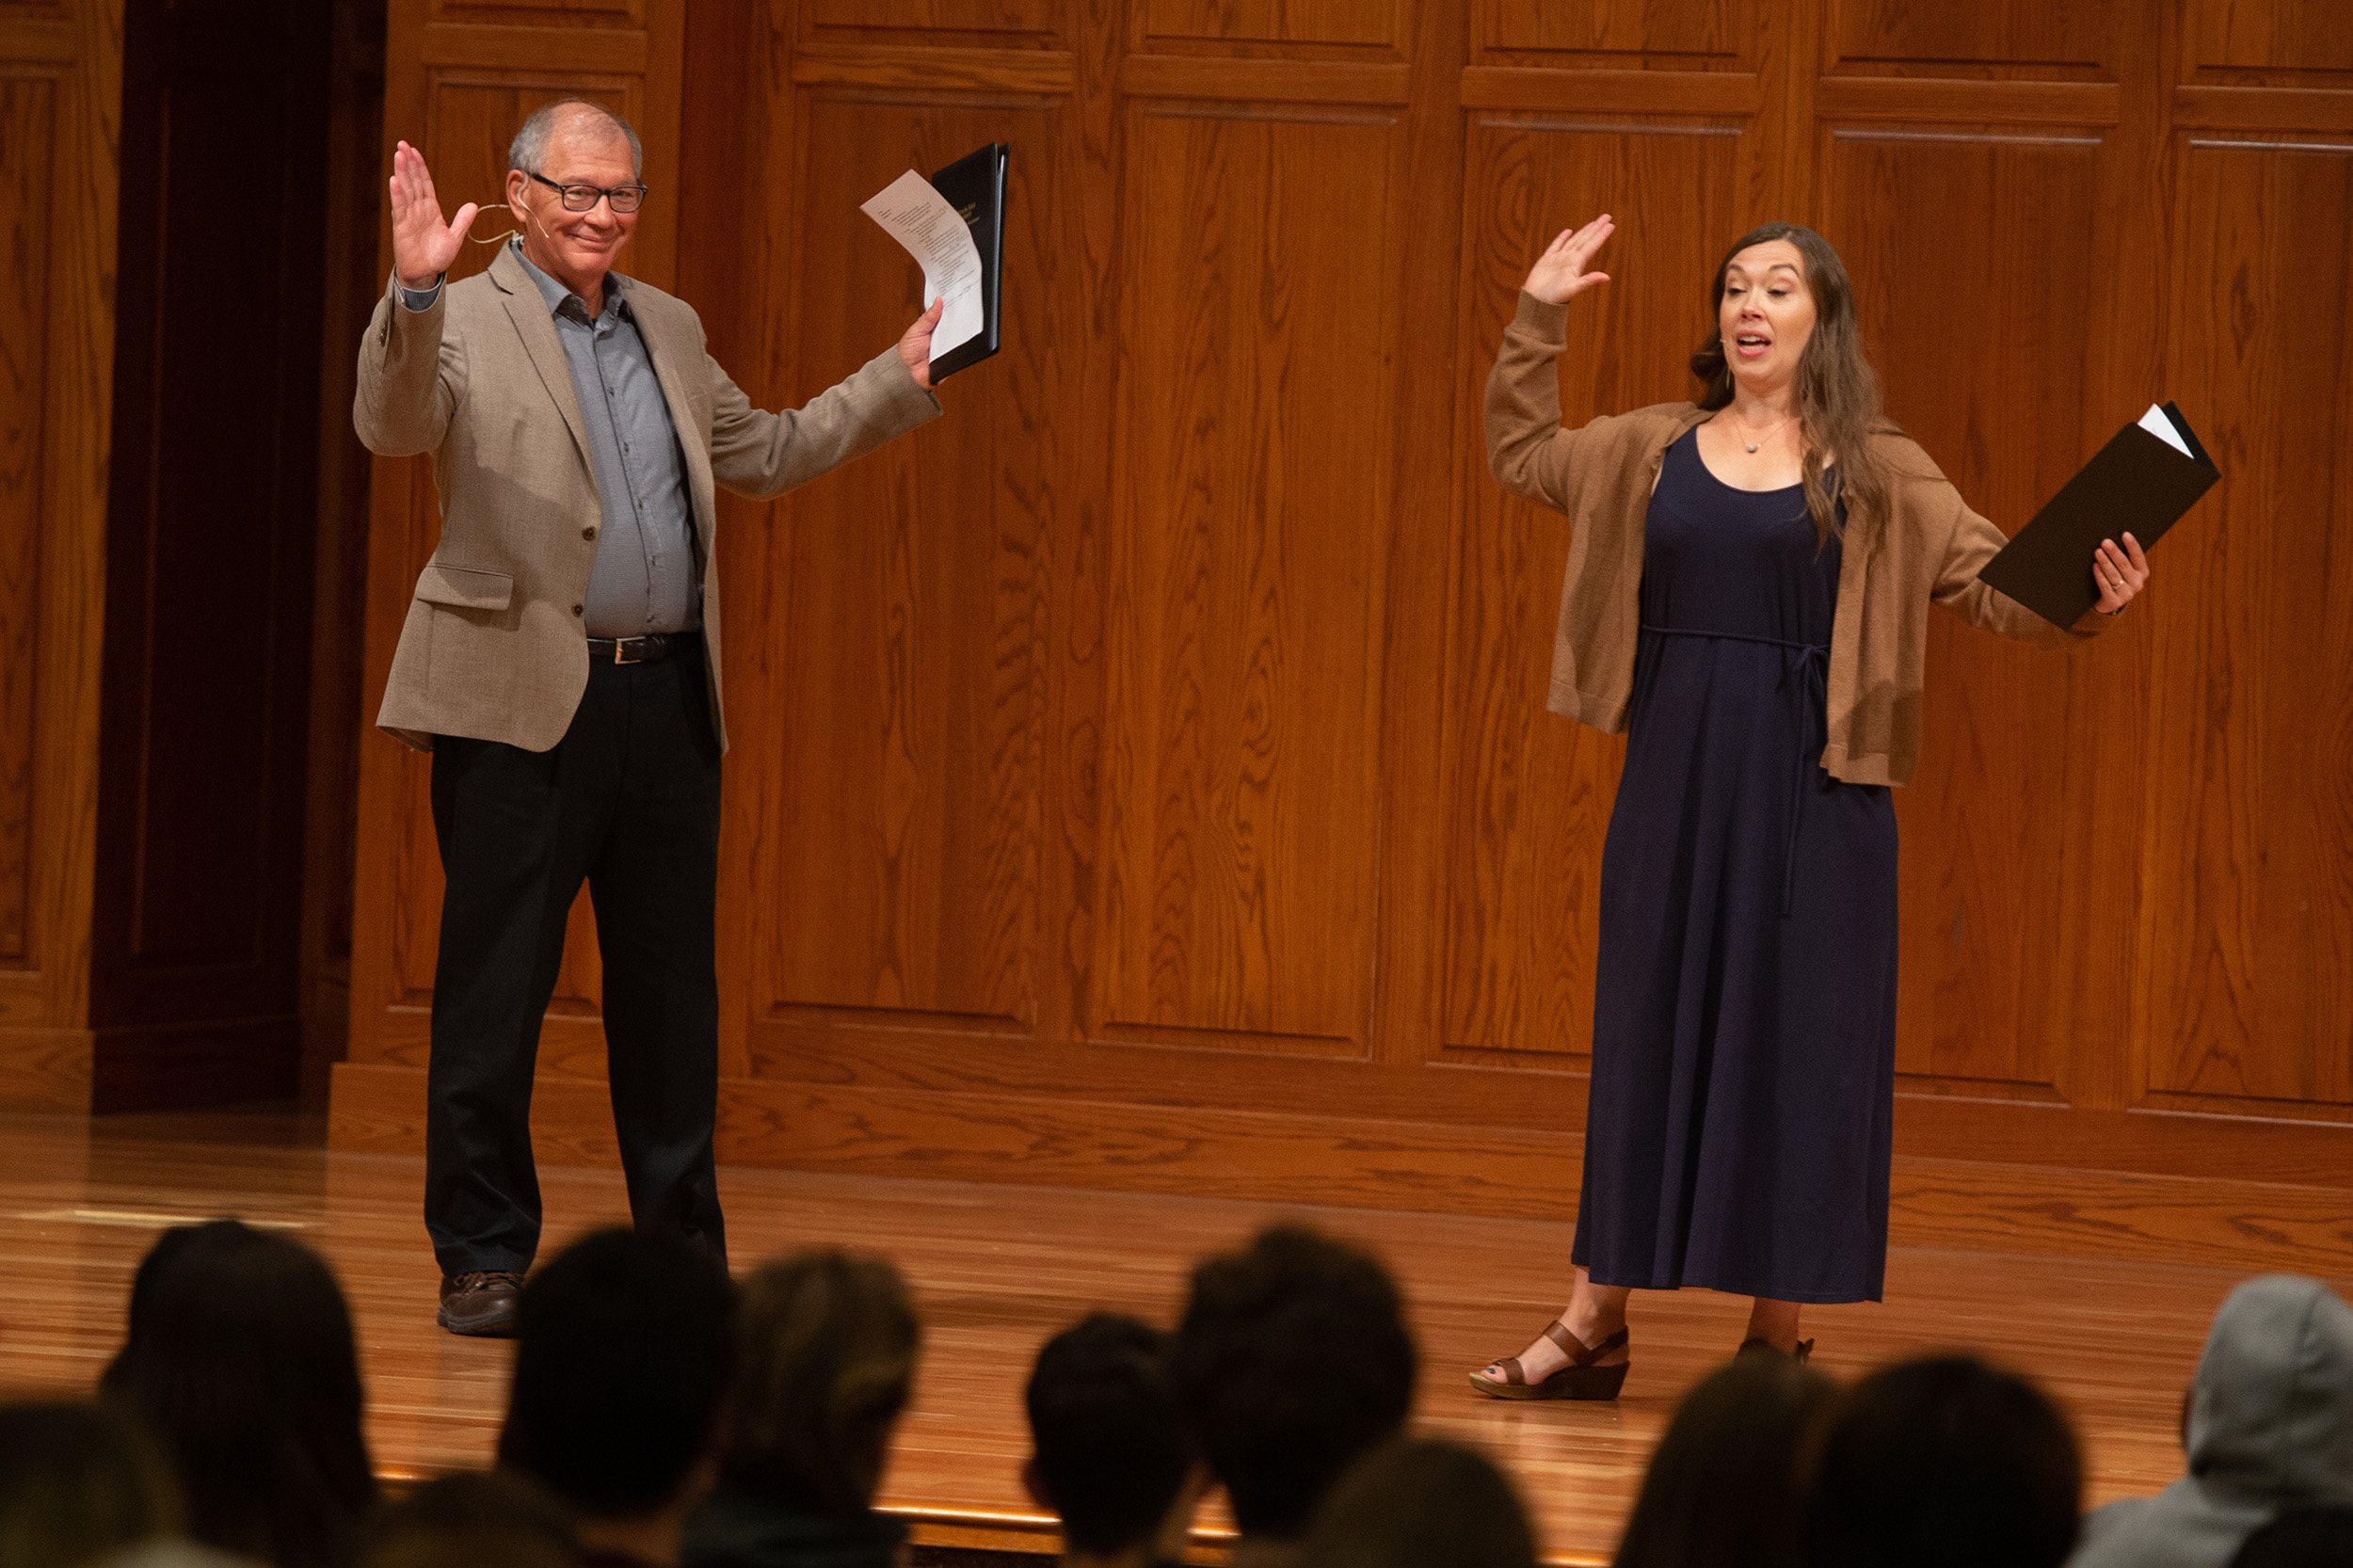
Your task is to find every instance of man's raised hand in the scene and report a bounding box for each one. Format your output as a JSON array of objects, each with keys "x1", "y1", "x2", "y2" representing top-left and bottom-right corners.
[
  {"x1": 1523, "y1": 214, "x2": 1614, "y2": 306},
  {"x1": 389, "y1": 140, "x2": 478, "y2": 292}
]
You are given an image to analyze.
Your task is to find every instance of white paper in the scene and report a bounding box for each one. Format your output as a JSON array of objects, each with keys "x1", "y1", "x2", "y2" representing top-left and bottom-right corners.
[
  {"x1": 2139, "y1": 402, "x2": 2193, "y2": 459},
  {"x1": 860, "y1": 169, "x2": 984, "y2": 359}
]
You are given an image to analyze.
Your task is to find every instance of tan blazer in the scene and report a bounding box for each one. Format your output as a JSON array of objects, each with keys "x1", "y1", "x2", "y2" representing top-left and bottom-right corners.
[{"x1": 355, "y1": 245, "x2": 941, "y2": 753}]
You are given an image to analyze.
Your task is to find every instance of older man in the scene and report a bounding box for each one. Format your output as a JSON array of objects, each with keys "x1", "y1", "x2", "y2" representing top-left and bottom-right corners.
[{"x1": 356, "y1": 100, "x2": 944, "y2": 1335}]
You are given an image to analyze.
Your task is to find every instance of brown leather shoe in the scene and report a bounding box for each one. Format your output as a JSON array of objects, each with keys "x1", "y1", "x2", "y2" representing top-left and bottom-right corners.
[{"x1": 437, "y1": 1270, "x2": 524, "y2": 1337}]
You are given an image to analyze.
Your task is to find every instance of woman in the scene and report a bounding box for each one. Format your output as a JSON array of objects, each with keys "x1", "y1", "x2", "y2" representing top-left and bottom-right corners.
[
  {"x1": 102, "y1": 1220, "x2": 378, "y2": 1566},
  {"x1": 682, "y1": 1249, "x2": 920, "y2": 1568},
  {"x1": 1470, "y1": 217, "x2": 2147, "y2": 1398}
]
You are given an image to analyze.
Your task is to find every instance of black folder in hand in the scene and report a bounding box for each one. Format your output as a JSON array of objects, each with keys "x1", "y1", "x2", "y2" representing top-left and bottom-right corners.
[
  {"x1": 926, "y1": 142, "x2": 1007, "y2": 381},
  {"x1": 1977, "y1": 402, "x2": 2220, "y2": 628}
]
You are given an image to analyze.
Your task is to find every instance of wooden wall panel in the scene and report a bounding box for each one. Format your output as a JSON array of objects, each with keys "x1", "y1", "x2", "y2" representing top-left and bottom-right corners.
[
  {"x1": 2141, "y1": 136, "x2": 2353, "y2": 1112},
  {"x1": 801, "y1": 0, "x2": 1060, "y2": 47},
  {"x1": 1139, "y1": 0, "x2": 1400, "y2": 52},
  {"x1": 1822, "y1": 130, "x2": 2105, "y2": 1096},
  {"x1": 749, "y1": 96, "x2": 1056, "y2": 1036},
  {"x1": 2186, "y1": 0, "x2": 2353, "y2": 83},
  {"x1": 0, "y1": 73, "x2": 56, "y2": 971},
  {"x1": 1823, "y1": 0, "x2": 2116, "y2": 77},
  {"x1": 1438, "y1": 119, "x2": 1743, "y2": 1065},
  {"x1": 1095, "y1": 110, "x2": 1398, "y2": 1052},
  {"x1": 0, "y1": 0, "x2": 120, "y2": 1111},
  {"x1": 1479, "y1": 0, "x2": 1754, "y2": 67}
]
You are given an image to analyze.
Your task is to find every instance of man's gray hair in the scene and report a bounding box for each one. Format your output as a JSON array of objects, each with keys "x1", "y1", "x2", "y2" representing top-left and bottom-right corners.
[{"x1": 508, "y1": 99, "x2": 643, "y2": 178}]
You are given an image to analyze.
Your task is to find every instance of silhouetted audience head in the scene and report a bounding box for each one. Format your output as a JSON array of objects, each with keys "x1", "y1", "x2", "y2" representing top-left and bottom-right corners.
[
  {"x1": 348, "y1": 1471, "x2": 578, "y2": 1568},
  {"x1": 500, "y1": 1227, "x2": 737, "y2": 1524},
  {"x1": 0, "y1": 1400, "x2": 178, "y2": 1568},
  {"x1": 2231, "y1": 1507, "x2": 2353, "y2": 1568},
  {"x1": 1024, "y1": 1314, "x2": 1201, "y2": 1563},
  {"x1": 1173, "y1": 1225, "x2": 1417, "y2": 1543},
  {"x1": 720, "y1": 1248, "x2": 920, "y2": 1514},
  {"x1": 102, "y1": 1220, "x2": 377, "y2": 1568},
  {"x1": 1297, "y1": 1437, "x2": 1537, "y2": 1568},
  {"x1": 1802, "y1": 1353, "x2": 2080, "y2": 1568},
  {"x1": 2068, "y1": 1276, "x2": 2353, "y2": 1568},
  {"x1": 1612, "y1": 1352, "x2": 1834, "y2": 1568}
]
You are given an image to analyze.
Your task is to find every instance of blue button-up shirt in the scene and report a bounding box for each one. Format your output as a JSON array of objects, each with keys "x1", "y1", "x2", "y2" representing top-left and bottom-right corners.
[{"x1": 403, "y1": 245, "x2": 699, "y2": 635}]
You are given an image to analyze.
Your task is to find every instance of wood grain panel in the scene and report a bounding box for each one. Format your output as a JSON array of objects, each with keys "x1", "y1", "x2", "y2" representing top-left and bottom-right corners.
[
  {"x1": 426, "y1": 0, "x2": 643, "y2": 27},
  {"x1": 1478, "y1": 0, "x2": 1753, "y2": 70},
  {"x1": 1096, "y1": 108, "x2": 1400, "y2": 1052},
  {"x1": 2187, "y1": 0, "x2": 2353, "y2": 86},
  {"x1": 1824, "y1": 0, "x2": 2115, "y2": 79},
  {"x1": 1822, "y1": 130, "x2": 2104, "y2": 1095},
  {"x1": 0, "y1": 0, "x2": 119, "y2": 1078},
  {"x1": 2142, "y1": 136, "x2": 2353, "y2": 1108},
  {"x1": 801, "y1": 0, "x2": 1060, "y2": 48},
  {"x1": 750, "y1": 97, "x2": 1055, "y2": 1033},
  {"x1": 1138, "y1": 0, "x2": 1398, "y2": 53},
  {"x1": 1439, "y1": 120, "x2": 1742, "y2": 1063},
  {"x1": 0, "y1": 73, "x2": 56, "y2": 969}
]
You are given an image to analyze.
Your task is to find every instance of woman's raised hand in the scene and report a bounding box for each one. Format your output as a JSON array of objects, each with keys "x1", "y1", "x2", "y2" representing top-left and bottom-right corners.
[
  {"x1": 1523, "y1": 215, "x2": 1615, "y2": 306},
  {"x1": 2093, "y1": 532, "x2": 2150, "y2": 616},
  {"x1": 389, "y1": 140, "x2": 478, "y2": 292}
]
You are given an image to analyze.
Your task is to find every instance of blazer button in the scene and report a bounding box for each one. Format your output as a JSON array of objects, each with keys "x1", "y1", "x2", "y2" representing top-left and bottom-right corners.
[
  {"x1": 583, "y1": 526, "x2": 597, "y2": 540},
  {"x1": 571, "y1": 604, "x2": 584, "y2": 616}
]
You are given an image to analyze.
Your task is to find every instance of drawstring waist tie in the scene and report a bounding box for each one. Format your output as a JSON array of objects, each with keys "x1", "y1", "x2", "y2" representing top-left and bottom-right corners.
[{"x1": 1638, "y1": 624, "x2": 1831, "y2": 918}]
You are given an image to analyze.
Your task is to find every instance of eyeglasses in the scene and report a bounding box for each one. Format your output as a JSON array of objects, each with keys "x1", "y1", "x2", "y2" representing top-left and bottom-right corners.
[{"x1": 526, "y1": 170, "x2": 648, "y2": 214}]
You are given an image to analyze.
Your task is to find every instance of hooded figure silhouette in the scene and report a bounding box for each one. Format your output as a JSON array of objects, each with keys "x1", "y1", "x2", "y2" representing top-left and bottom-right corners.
[{"x1": 2069, "y1": 1274, "x2": 2353, "y2": 1568}]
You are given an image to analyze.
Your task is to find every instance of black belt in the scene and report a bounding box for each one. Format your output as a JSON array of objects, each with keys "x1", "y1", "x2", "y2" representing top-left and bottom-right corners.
[
  {"x1": 1639, "y1": 625, "x2": 1831, "y2": 919},
  {"x1": 586, "y1": 631, "x2": 698, "y2": 665}
]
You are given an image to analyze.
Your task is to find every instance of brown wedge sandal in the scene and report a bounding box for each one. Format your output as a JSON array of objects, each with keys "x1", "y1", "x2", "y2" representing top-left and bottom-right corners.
[{"x1": 1467, "y1": 1320, "x2": 1631, "y2": 1400}]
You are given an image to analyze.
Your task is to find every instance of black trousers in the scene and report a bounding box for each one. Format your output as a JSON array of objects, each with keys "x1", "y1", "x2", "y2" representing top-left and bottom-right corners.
[{"x1": 424, "y1": 643, "x2": 727, "y2": 1275}]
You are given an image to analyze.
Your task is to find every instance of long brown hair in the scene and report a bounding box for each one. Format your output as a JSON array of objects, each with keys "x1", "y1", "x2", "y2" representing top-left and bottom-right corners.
[{"x1": 1689, "y1": 222, "x2": 1889, "y2": 546}]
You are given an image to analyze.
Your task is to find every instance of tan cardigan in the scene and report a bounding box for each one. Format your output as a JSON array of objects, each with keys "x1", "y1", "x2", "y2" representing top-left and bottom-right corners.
[{"x1": 1485, "y1": 291, "x2": 2109, "y2": 787}]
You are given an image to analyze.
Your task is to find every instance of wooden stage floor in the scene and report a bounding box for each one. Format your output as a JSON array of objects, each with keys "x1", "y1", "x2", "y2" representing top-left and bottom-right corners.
[{"x1": 0, "y1": 1109, "x2": 2307, "y2": 1565}]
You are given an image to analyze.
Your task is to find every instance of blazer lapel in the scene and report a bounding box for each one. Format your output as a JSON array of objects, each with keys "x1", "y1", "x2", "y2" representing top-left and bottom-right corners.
[
  {"x1": 490, "y1": 247, "x2": 596, "y2": 475},
  {"x1": 622, "y1": 279, "x2": 718, "y2": 550}
]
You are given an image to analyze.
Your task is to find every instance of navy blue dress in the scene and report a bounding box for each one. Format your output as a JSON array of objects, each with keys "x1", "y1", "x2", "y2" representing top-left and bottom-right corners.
[{"x1": 1569, "y1": 429, "x2": 1900, "y2": 1304}]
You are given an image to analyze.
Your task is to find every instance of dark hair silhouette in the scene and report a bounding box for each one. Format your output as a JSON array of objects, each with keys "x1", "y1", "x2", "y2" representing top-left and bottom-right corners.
[
  {"x1": 500, "y1": 1227, "x2": 737, "y2": 1519},
  {"x1": 1298, "y1": 1437, "x2": 1538, "y2": 1568},
  {"x1": 1802, "y1": 1354, "x2": 2080, "y2": 1568},
  {"x1": 350, "y1": 1469, "x2": 578, "y2": 1568},
  {"x1": 1026, "y1": 1314, "x2": 1197, "y2": 1557},
  {"x1": 102, "y1": 1219, "x2": 377, "y2": 1568},
  {"x1": 2231, "y1": 1506, "x2": 2353, "y2": 1568},
  {"x1": 1174, "y1": 1225, "x2": 1417, "y2": 1541},
  {"x1": 0, "y1": 1399, "x2": 179, "y2": 1568},
  {"x1": 722, "y1": 1249, "x2": 920, "y2": 1514},
  {"x1": 1689, "y1": 221, "x2": 1891, "y2": 548},
  {"x1": 1612, "y1": 1352, "x2": 1835, "y2": 1568}
]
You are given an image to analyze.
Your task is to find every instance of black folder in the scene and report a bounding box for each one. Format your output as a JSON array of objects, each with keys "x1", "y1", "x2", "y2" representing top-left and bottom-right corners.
[
  {"x1": 1977, "y1": 402, "x2": 2220, "y2": 628},
  {"x1": 926, "y1": 142, "x2": 1007, "y2": 381}
]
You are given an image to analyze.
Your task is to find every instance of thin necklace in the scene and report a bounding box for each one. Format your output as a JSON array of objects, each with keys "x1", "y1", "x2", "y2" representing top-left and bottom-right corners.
[{"x1": 1735, "y1": 409, "x2": 1791, "y2": 454}]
